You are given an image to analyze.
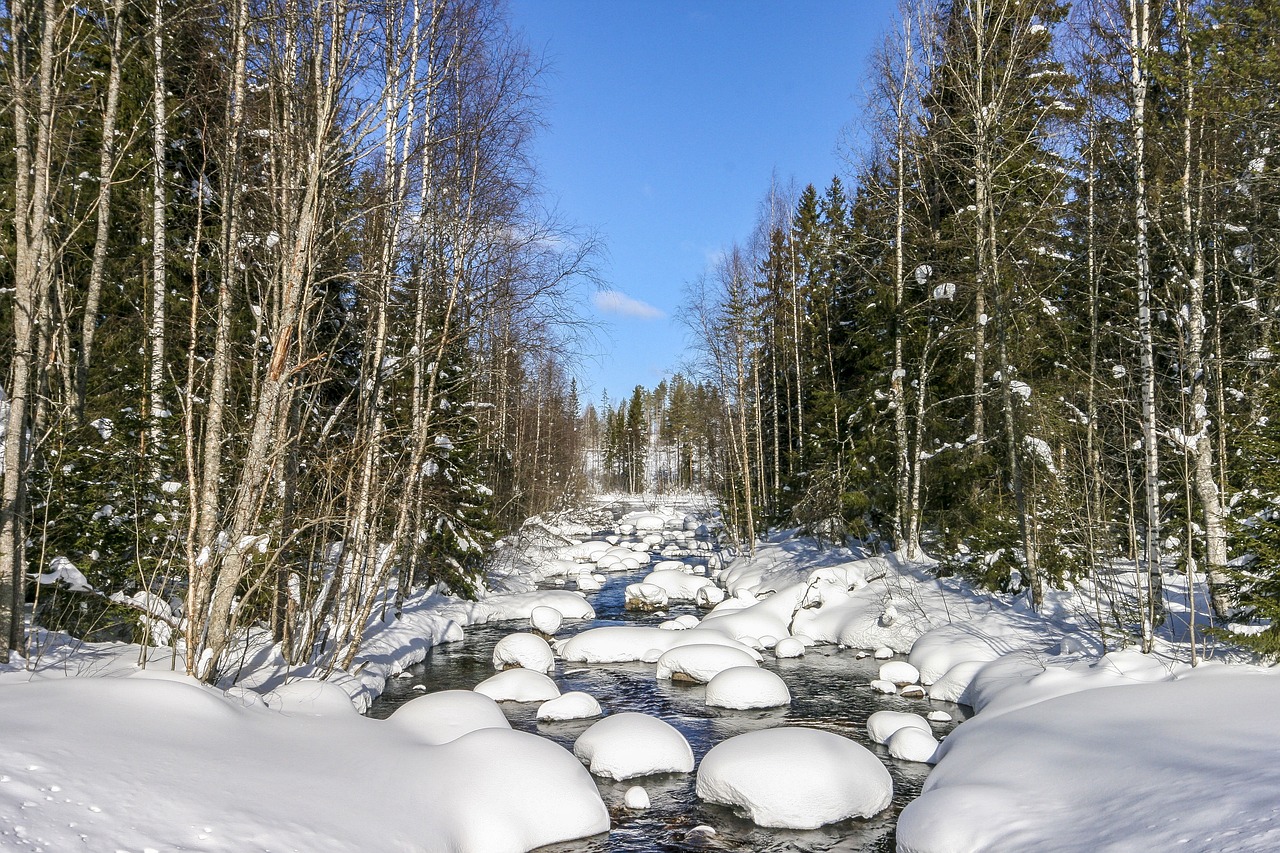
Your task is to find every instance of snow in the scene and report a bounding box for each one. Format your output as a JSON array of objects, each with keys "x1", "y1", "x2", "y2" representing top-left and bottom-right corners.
[
  {"x1": 265, "y1": 678, "x2": 361, "y2": 716},
  {"x1": 623, "y1": 582, "x2": 669, "y2": 610},
  {"x1": 704, "y1": 666, "x2": 791, "y2": 709},
  {"x1": 695, "y1": 727, "x2": 893, "y2": 828},
  {"x1": 536, "y1": 691, "x2": 603, "y2": 722},
  {"x1": 559, "y1": 625, "x2": 761, "y2": 664},
  {"x1": 623, "y1": 786, "x2": 650, "y2": 809},
  {"x1": 773, "y1": 637, "x2": 805, "y2": 658},
  {"x1": 0, "y1": 677, "x2": 607, "y2": 852},
  {"x1": 898, "y1": 664, "x2": 1280, "y2": 852},
  {"x1": 573, "y1": 712, "x2": 694, "y2": 780},
  {"x1": 885, "y1": 726, "x2": 938, "y2": 764},
  {"x1": 866, "y1": 710, "x2": 931, "y2": 745},
  {"x1": 641, "y1": 568, "x2": 715, "y2": 601},
  {"x1": 386, "y1": 689, "x2": 511, "y2": 744},
  {"x1": 492, "y1": 632, "x2": 555, "y2": 672},
  {"x1": 879, "y1": 660, "x2": 920, "y2": 685},
  {"x1": 473, "y1": 668, "x2": 561, "y2": 703},
  {"x1": 530, "y1": 605, "x2": 563, "y2": 635},
  {"x1": 655, "y1": 643, "x2": 760, "y2": 683}
]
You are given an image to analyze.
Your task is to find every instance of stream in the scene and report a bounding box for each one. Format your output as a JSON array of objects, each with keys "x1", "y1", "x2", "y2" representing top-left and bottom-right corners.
[{"x1": 368, "y1": 527, "x2": 970, "y2": 852}]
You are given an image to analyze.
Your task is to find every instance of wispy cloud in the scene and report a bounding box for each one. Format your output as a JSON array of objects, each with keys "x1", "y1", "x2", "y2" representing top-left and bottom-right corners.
[{"x1": 593, "y1": 290, "x2": 665, "y2": 320}]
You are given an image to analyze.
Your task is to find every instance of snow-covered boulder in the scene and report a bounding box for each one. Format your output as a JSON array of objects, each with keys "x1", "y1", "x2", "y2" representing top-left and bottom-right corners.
[
  {"x1": 899, "y1": 684, "x2": 926, "y2": 699},
  {"x1": 624, "y1": 786, "x2": 650, "y2": 809},
  {"x1": 695, "y1": 585, "x2": 726, "y2": 608},
  {"x1": 537, "y1": 691, "x2": 603, "y2": 722},
  {"x1": 492, "y1": 632, "x2": 555, "y2": 673},
  {"x1": 870, "y1": 680, "x2": 898, "y2": 695},
  {"x1": 928, "y1": 710, "x2": 953, "y2": 723},
  {"x1": 655, "y1": 644, "x2": 760, "y2": 683},
  {"x1": 624, "y1": 582, "x2": 669, "y2": 611},
  {"x1": 575, "y1": 572, "x2": 602, "y2": 592},
  {"x1": 866, "y1": 710, "x2": 931, "y2": 745},
  {"x1": 886, "y1": 727, "x2": 938, "y2": 763},
  {"x1": 642, "y1": 569, "x2": 715, "y2": 601},
  {"x1": 573, "y1": 712, "x2": 694, "y2": 780},
  {"x1": 874, "y1": 647, "x2": 894, "y2": 660},
  {"x1": 774, "y1": 637, "x2": 806, "y2": 659},
  {"x1": 696, "y1": 727, "x2": 893, "y2": 828},
  {"x1": 654, "y1": 559, "x2": 690, "y2": 573},
  {"x1": 530, "y1": 605, "x2": 563, "y2": 635},
  {"x1": 386, "y1": 689, "x2": 511, "y2": 745},
  {"x1": 879, "y1": 660, "x2": 921, "y2": 686},
  {"x1": 705, "y1": 666, "x2": 791, "y2": 709},
  {"x1": 473, "y1": 669, "x2": 560, "y2": 703}
]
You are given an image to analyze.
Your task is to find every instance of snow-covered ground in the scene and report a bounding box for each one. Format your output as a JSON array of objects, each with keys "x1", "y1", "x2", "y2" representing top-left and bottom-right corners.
[{"x1": 2, "y1": 496, "x2": 1277, "y2": 852}]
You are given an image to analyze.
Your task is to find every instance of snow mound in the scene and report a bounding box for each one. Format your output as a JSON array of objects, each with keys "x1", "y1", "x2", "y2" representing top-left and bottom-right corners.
[
  {"x1": 537, "y1": 691, "x2": 603, "y2": 722},
  {"x1": 573, "y1": 712, "x2": 694, "y2": 780},
  {"x1": 866, "y1": 710, "x2": 931, "y2": 745},
  {"x1": 774, "y1": 637, "x2": 806, "y2": 658},
  {"x1": 879, "y1": 660, "x2": 920, "y2": 685},
  {"x1": 560, "y1": 626, "x2": 759, "y2": 665},
  {"x1": 926, "y1": 660, "x2": 986, "y2": 704},
  {"x1": 695, "y1": 585, "x2": 726, "y2": 607},
  {"x1": 642, "y1": 569, "x2": 714, "y2": 601},
  {"x1": 705, "y1": 666, "x2": 791, "y2": 709},
  {"x1": 870, "y1": 679, "x2": 898, "y2": 694},
  {"x1": 624, "y1": 582, "x2": 669, "y2": 610},
  {"x1": 265, "y1": 678, "x2": 357, "y2": 715},
  {"x1": 656, "y1": 644, "x2": 759, "y2": 683},
  {"x1": 474, "y1": 668, "x2": 561, "y2": 703},
  {"x1": 493, "y1": 632, "x2": 555, "y2": 672},
  {"x1": 386, "y1": 689, "x2": 511, "y2": 745},
  {"x1": 886, "y1": 726, "x2": 938, "y2": 763},
  {"x1": 624, "y1": 786, "x2": 650, "y2": 809},
  {"x1": 696, "y1": 727, "x2": 893, "y2": 828},
  {"x1": 530, "y1": 605, "x2": 563, "y2": 635}
]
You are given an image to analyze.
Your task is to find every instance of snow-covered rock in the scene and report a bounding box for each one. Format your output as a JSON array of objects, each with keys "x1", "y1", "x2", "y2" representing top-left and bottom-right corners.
[
  {"x1": 473, "y1": 669, "x2": 560, "y2": 703},
  {"x1": 879, "y1": 660, "x2": 921, "y2": 686},
  {"x1": 695, "y1": 585, "x2": 726, "y2": 608},
  {"x1": 573, "y1": 712, "x2": 694, "y2": 780},
  {"x1": 866, "y1": 710, "x2": 931, "y2": 745},
  {"x1": 874, "y1": 647, "x2": 894, "y2": 660},
  {"x1": 386, "y1": 689, "x2": 511, "y2": 744},
  {"x1": 642, "y1": 569, "x2": 714, "y2": 601},
  {"x1": 530, "y1": 605, "x2": 563, "y2": 635},
  {"x1": 927, "y1": 710, "x2": 953, "y2": 723},
  {"x1": 492, "y1": 633, "x2": 555, "y2": 673},
  {"x1": 537, "y1": 691, "x2": 603, "y2": 722},
  {"x1": 575, "y1": 572, "x2": 602, "y2": 592},
  {"x1": 696, "y1": 727, "x2": 893, "y2": 828},
  {"x1": 624, "y1": 582, "x2": 669, "y2": 611},
  {"x1": 870, "y1": 679, "x2": 898, "y2": 694},
  {"x1": 704, "y1": 666, "x2": 791, "y2": 709},
  {"x1": 624, "y1": 786, "x2": 650, "y2": 809},
  {"x1": 559, "y1": 626, "x2": 760, "y2": 665},
  {"x1": 886, "y1": 726, "x2": 938, "y2": 763},
  {"x1": 655, "y1": 644, "x2": 759, "y2": 683},
  {"x1": 774, "y1": 637, "x2": 806, "y2": 658}
]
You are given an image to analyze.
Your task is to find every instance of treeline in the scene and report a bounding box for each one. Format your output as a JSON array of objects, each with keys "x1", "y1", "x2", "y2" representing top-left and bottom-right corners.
[
  {"x1": 582, "y1": 376, "x2": 725, "y2": 494},
  {"x1": 0, "y1": 0, "x2": 591, "y2": 675},
  {"x1": 685, "y1": 0, "x2": 1280, "y2": 654}
]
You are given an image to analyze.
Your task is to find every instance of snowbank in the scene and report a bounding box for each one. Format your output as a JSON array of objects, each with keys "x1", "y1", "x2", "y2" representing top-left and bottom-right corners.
[
  {"x1": 898, "y1": 664, "x2": 1280, "y2": 852},
  {"x1": 0, "y1": 676, "x2": 608, "y2": 852},
  {"x1": 696, "y1": 727, "x2": 893, "y2": 828}
]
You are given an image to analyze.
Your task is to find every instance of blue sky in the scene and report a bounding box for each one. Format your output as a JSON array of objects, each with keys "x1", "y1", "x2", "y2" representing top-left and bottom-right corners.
[{"x1": 507, "y1": 0, "x2": 897, "y2": 408}]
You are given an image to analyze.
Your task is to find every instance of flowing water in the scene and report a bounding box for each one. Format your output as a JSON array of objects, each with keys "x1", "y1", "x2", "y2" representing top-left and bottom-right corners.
[{"x1": 369, "y1": 533, "x2": 969, "y2": 852}]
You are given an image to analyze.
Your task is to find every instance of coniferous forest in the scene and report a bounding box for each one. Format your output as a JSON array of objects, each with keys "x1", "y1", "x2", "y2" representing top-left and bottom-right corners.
[{"x1": 4, "y1": 0, "x2": 1280, "y2": 686}]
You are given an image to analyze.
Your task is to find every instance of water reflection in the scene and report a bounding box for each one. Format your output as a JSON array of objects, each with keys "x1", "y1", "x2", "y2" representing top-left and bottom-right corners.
[{"x1": 369, "y1": 560, "x2": 968, "y2": 852}]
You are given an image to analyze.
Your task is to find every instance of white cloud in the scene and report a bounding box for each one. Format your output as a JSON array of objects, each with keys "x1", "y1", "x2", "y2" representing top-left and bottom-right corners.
[{"x1": 593, "y1": 290, "x2": 665, "y2": 320}]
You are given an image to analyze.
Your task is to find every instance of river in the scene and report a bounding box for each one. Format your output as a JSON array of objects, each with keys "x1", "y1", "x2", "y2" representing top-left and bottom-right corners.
[{"x1": 368, "y1": 523, "x2": 969, "y2": 852}]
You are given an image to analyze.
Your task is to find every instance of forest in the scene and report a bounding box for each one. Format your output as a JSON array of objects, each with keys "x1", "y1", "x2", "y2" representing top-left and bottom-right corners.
[{"x1": 3, "y1": 0, "x2": 1280, "y2": 689}]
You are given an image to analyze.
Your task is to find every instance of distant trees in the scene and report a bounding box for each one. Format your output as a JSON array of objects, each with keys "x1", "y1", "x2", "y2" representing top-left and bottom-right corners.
[
  {"x1": 0, "y1": 0, "x2": 593, "y2": 673},
  {"x1": 684, "y1": 0, "x2": 1280, "y2": 657}
]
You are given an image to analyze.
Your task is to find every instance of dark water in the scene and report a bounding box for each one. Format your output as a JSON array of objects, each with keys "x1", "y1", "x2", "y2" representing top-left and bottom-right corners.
[{"x1": 369, "y1": 544, "x2": 969, "y2": 852}]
